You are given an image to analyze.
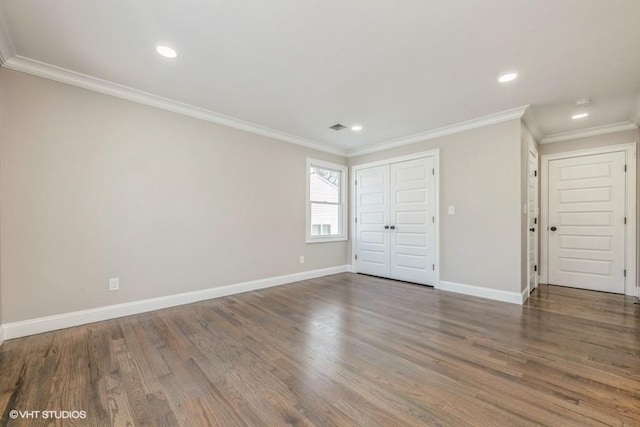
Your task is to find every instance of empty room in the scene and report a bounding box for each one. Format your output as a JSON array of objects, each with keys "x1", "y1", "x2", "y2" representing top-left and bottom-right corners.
[{"x1": 0, "y1": 1, "x2": 639, "y2": 426}]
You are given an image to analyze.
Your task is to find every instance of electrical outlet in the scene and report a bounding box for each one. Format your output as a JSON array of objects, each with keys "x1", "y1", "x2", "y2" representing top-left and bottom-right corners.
[
  {"x1": 109, "y1": 277, "x2": 120, "y2": 291},
  {"x1": 299, "y1": 256, "x2": 305, "y2": 264}
]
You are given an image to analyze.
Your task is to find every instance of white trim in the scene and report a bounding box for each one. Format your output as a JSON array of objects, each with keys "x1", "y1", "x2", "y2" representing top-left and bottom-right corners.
[
  {"x1": 2, "y1": 56, "x2": 346, "y2": 156},
  {"x1": 437, "y1": 281, "x2": 527, "y2": 305},
  {"x1": 2, "y1": 265, "x2": 350, "y2": 340},
  {"x1": 346, "y1": 106, "x2": 528, "y2": 157},
  {"x1": 526, "y1": 141, "x2": 539, "y2": 296},
  {"x1": 540, "y1": 143, "x2": 637, "y2": 296},
  {"x1": 350, "y1": 149, "x2": 440, "y2": 287},
  {"x1": 305, "y1": 158, "x2": 348, "y2": 243},
  {"x1": 522, "y1": 107, "x2": 543, "y2": 143},
  {"x1": 0, "y1": 324, "x2": 4, "y2": 346},
  {"x1": 541, "y1": 122, "x2": 638, "y2": 144}
]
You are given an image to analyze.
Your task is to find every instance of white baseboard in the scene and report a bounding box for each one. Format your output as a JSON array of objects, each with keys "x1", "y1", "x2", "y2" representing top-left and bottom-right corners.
[
  {"x1": 0, "y1": 324, "x2": 4, "y2": 345},
  {"x1": 2, "y1": 265, "x2": 350, "y2": 340},
  {"x1": 437, "y1": 280, "x2": 526, "y2": 305}
]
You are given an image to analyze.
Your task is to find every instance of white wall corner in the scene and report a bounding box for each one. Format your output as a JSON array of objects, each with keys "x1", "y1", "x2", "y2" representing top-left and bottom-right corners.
[
  {"x1": 522, "y1": 107, "x2": 544, "y2": 142},
  {"x1": 346, "y1": 105, "x2": 529, "y2": 157},
  {"x1": 2, "y1": 265, "x2": 350, "y2": 340},
  {"x1": 438, "y1": 280, "x2": 526, "y2": 305},
  {"x1": 0, "y1": 5, "x2": 16, "y2": 66}
]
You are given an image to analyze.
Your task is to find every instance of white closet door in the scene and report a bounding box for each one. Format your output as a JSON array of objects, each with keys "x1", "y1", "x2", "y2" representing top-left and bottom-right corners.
[
  {"x1": 548, "y1": 151, "x2": 626, "y2": 293},
  {"x1": 389, "y1": 157, "x2": 436, "y2": 285},
  {"x1": 356, "y1": 165, "x2": 390, "y2": 278}
]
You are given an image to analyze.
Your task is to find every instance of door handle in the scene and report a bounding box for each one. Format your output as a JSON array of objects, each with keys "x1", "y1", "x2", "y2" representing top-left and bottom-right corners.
[
  {"x1": 384, "y1": 225, "x2": 389, "y2": 229},
  {"x1": 529, "y1": 228, "x2": 535, "y2": 232},
  {"x1": 550, "y1": 226, "x2": 557, "y2": 231},
  {"x1": 390, "y1": 225, "x2": 396, "y2": 230}
]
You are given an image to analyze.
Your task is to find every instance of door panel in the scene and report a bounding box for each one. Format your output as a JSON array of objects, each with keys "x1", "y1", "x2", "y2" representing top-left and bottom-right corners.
[
  {"x1": 389, "y1": 157, "x2": 436, "y2": 285},
  {"x1": 548, "y1": 151, "x2": 626, "y2": 293},
  {"x1": 528, "y1": 145, "x2": 538, "y2": 293},
  {"x1": 356, "y1": 165, "x2": 389, "y2": 277}
]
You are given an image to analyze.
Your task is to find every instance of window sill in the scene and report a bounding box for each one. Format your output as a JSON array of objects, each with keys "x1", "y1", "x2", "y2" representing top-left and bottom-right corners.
[{"x1": 306, "y1": 236, "x2": 348, "y2": 244}]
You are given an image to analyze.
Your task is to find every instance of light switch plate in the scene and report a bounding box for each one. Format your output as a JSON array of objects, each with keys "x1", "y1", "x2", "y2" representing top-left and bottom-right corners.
[{"x1": 448, "y1": 206, "x2": 455, "y2": 215}]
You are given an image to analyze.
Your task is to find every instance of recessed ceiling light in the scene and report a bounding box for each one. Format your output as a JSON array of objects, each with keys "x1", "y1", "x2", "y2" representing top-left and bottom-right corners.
[
  {"x1": 156, "y1": 45, "x2": 177, "y2": 58},
  {"x1": 572, "y1": 113, "x2": 589, "y2": 120},
  {"x1": 351, "y1": 125, "x2": 363, "y2": 131},
  {"x1": 498, "y1": 72, "x2": 518, "y2": 83}
]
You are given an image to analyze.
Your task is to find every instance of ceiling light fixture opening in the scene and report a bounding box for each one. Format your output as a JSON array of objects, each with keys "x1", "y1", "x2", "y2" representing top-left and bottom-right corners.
[
  {"x1": 572, "y1": 112, "x2": 589, "y2": 120},
  {"x1": 498, "y1": 72, "x2": 518, "y2": 83},
  {"x1": 156, "y1": 45, "x2": 178, "y2": 58},
  {"x1": 351, "y1": 125, "x2": 363, "y2": 131}
]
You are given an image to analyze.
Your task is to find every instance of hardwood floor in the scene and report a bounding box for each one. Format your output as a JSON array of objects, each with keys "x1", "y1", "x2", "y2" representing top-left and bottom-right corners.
[{"x1": 1, "y1": 273, "x2": 639, "y2": 426}]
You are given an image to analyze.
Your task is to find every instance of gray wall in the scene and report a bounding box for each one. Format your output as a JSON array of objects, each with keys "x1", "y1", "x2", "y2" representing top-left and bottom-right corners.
[
  {"x1": 0, "y1": 68, "x2": 348, "y2": 323},
  {"x1": 349, "y1": 119, "x2": 523, "y2": 293},
  {"x1": 538, "y1": 129, "x2": 639, "y2": 156}
]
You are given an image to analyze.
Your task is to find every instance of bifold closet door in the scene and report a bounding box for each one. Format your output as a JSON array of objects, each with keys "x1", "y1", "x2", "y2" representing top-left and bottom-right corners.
[
  {"x1": 355, "y1": 156, "x2": 436, "y2": 285},
  {"x1": 389, "y1": 157, "x2": 435, "y2": 285}
]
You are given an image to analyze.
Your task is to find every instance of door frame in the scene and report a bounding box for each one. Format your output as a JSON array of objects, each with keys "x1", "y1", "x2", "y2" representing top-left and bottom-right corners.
[
  {"x1": 540, "y1": 142, "x2": 637, "y2": 296},
  {"x1": 350, "y1": 149, "x2": 440, "y2": 287},
  {"x1": 527, "y1": 141, "x2": 539, "y2": 295}
]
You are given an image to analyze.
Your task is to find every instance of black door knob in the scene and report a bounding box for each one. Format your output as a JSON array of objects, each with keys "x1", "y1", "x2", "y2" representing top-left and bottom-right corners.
[
  {"x1": 384, "y1": 225, "x2": 389, "y2": 229},
  {"x1": 529, "y1": 228, "x2": 535, "y2": 232},
  {"x1": 550, "y1": 226, "x2": 557, "y2": 231},
  {"x1": 390, "y1": 225, "x2": 396, "y2": 230}
]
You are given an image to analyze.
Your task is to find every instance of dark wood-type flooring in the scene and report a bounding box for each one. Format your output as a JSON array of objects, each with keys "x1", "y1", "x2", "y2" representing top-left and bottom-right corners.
[{"x1": 1, "y1": 273, "x2": 639, "y2": 426}]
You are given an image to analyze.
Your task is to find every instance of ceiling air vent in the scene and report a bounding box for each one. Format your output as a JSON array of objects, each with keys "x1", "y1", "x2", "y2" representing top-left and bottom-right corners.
[{"x1": 329, "y1": 123, "x2": 347, "y2": 131}]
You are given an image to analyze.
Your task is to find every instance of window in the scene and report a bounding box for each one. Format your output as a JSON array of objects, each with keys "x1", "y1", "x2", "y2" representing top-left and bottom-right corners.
[{"x1": 306, "y1": 158, "x2": 347, "y2": 243}]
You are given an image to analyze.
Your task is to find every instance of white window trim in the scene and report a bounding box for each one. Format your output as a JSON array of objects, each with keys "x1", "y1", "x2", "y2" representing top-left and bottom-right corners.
[{"x1": 306, "y1": 158, "x2": 348, "y2": 243}]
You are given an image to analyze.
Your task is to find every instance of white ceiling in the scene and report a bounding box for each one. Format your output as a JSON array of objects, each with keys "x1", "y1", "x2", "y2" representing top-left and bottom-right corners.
[{"x1": 1, "y1": 0, "x2": 639, "y2": 153}]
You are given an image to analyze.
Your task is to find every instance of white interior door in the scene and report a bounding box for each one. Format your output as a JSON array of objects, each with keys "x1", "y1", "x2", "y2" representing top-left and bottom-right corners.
[
  {"x1": 389, "y1": 157, "x2": 436, "y2": 285},
  {"x1": 527, "y1": 145, "x2": 539, "y2": 293},
  {"x1": 548, "y1": 151, "x2": 626, "y2": 293},
  {"x1": 355, "y1": 165, "x2": 390, "y2": 278}
]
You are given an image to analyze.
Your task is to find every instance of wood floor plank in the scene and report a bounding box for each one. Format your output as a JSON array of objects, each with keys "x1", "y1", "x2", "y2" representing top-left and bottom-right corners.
[{"x1": 1, "y1": 274, "x2": 639, "y2": 426}]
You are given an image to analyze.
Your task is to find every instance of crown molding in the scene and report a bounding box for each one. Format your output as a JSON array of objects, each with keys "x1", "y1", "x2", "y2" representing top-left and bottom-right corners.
[
  {"x1": 346, "y1": 105, "x2": 529, "y2": 157},
  {"x1": 540, "y1": 121, "x2": 638, "y2": 144},
  {"x1": 2, "y1": 55, "x2": 348, "y2": 156},
  {"x1": 521, "y1": 107, "x2": 543, "y2": 142}
]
